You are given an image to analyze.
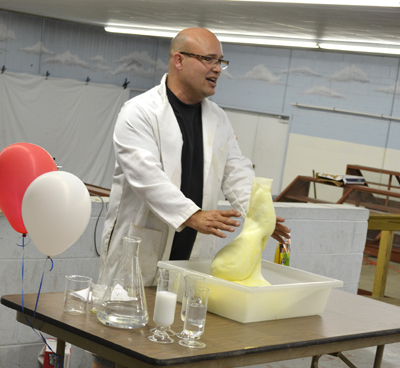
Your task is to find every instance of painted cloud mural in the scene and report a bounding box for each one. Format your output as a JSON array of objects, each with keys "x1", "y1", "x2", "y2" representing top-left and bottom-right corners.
[
  {"x1": 1, "y1": 12, "x2": 400, "y2": 117},
  {"x1": 88, "y1": 55, "x2": 107, "y2": 64},
  {"x1": 0, "y1": 23, "x2": 15, "y2": 42},
  {"x1": 87, "y1": 55, "x2": 110, "y2": 72},
  {"x1": 19, "y1": 44, "x2": 111, "y2": 72},
  {"x1": 329, "y1": 65, "x2": 369, "y2": 83},
  {"x1": 42, "y1": 51, "x2": 92, "y2": 69},
  {"x1": 110, "y1": 63, "x2": 154, "y2": 77},
  {"x1": 303, "y1": 85, "x2": 345, "y2": 99},
  {"x1": 280, "y1": 66, "x2": 321, "y2": 77},
  {"x1": 376, "y1": 83, "x2": 400, "y2": 97},
  {"x1": 15, "y1": 40, "x2": 170, "y2": 77},
  {"x1": 155, "y1": 58, "x2": 168, "y2": 71},
  {"x1": 110, "y1": 50, "x2": 168, "y2": 77},
  {"x1": 18, "y1": 42, "x2": 54, "y2": 55},
  {"x1": 114, "y1": 50, "x2": 155, "y2": 66},
  {"x1": 239, "y1": 63, "x2": 283, "y2": 84}
]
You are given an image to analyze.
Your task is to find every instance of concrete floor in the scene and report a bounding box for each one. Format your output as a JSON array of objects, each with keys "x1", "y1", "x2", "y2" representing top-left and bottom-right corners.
[{"x1": 257, "y1": 255, "x2": 400, "y2": 368}]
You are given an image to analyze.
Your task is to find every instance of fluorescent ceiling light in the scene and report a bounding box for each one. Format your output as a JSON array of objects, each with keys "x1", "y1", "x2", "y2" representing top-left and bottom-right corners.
[
  {"x1": 105, "y1": 26, "x2": 400, "y2": 55},
  {"x1": 228, "y1": 0, "x2": 400, "y2": 6},
  {"x1": 217, "y1": 35, "x2": 317, "y2": 48},
  {"x1": 319, "y1": 37, "x2": 400, "y2": 47},
  {"x1": 105, "y1": 26, "x2": 317, "y2": 48},
  {"x1": 105, "y1": 26, "x2": 178, "y2": 38},
  {"x1": 319, "y1": 43, "x2": 400, "y2": 55}
]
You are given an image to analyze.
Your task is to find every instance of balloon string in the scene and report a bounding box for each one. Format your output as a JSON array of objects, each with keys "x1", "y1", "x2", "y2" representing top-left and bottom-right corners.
[
  {"x1": 34, "y1": 257, "x2": 49, "y2": 318},
  {"x1": 21, "y1": 234, "x2": 25, "y2": 313},
  {"x1": 19, "y1": 235, "x2": 64, "y2": 368}
]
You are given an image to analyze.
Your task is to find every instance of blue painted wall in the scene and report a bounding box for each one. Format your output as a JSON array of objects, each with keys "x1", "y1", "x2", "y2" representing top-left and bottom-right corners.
[{"x1": 1, "y1": 9, "x2": 399, "y2": 190}]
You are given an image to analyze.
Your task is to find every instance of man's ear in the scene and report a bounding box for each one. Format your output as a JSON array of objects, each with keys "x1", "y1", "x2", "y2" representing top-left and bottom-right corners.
[{"x1": 172, "y1": 52, "x2": 184, "y2": 71}]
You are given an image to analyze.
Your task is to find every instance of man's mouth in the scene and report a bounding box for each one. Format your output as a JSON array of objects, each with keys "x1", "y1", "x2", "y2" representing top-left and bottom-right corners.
[{"x1": 206, "y1": 77, "x2": 217, "y2": 86}]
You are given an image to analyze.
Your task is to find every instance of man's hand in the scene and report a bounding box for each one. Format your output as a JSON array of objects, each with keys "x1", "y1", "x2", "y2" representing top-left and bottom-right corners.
[
  {"x1": 271, "y1": 216, "x2": 291, "y2": 243},
  {"x1": 183, "y1": 209, "x2": 241, "y2": 238}
]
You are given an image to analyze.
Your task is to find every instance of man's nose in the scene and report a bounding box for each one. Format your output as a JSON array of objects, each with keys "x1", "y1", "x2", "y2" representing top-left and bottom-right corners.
[{"x1": 211, "y1": 61, "x2": 222, "y2": 73}]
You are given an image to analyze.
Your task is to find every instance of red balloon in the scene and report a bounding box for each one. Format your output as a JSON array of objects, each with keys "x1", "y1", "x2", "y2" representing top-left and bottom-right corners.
[{"x1": 0, "y1": 143, "x2": 57, "y2": 233}]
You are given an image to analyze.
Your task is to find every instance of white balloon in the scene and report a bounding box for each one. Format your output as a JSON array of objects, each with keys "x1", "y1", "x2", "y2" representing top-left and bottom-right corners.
[{"x1": 22, "y1": 171, "x2": 91, "y2": 257}]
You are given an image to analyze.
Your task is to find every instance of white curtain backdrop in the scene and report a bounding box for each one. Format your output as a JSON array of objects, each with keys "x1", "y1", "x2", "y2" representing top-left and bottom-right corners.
[{"x1": 0, "y1": 72, "x2": 130, "y2": 189}]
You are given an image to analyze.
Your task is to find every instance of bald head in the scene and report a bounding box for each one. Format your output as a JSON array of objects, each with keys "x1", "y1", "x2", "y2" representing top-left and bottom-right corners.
[{"x1": 169, "y1": 28, "x2": 222, "y2": 60}]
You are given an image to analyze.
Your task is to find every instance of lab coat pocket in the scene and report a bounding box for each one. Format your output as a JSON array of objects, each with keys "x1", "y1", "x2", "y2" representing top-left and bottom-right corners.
[{"x1": 127, "y1": 224, "x2": 163, "y2": 287}]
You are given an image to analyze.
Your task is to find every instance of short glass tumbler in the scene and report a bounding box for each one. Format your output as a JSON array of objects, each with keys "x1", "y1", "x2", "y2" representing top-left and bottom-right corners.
[{"x1": 63, "y1": 275, "x2": 92, "y2": 315}]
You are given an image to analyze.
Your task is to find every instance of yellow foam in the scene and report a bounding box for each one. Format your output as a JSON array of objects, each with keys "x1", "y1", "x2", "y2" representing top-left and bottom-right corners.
[{"x1": 210, "y1": 177, "x2": 276, "y2": 286}]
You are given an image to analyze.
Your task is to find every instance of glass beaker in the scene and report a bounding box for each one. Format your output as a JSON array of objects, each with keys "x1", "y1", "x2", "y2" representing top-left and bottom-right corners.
[{"x1": 97, "y1": 236, "x2": 149, "y2": 329}]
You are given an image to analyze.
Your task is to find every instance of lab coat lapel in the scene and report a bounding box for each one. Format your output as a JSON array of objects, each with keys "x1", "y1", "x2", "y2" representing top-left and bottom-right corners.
[
  {"x1": 156, "y1": 102, "x2": 183, "y2": 186},
  {"x1": 202, "y1": 100, "x2": 217, "y2": 186},
  {"x1": 155, "y1": 79, "x2": 183, "y2": 186}
]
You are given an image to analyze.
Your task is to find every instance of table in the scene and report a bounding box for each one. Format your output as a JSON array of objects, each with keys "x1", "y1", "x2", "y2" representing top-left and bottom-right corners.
[
  {"x1": 2, "y1": 288, "x2": 400, "y2": 368},
  {"x1": 368, "y1": 213, "x2": 400, "y2": 298},
  {"x1": 275, "y1": 175, "x2": 400, "y2": 214}
]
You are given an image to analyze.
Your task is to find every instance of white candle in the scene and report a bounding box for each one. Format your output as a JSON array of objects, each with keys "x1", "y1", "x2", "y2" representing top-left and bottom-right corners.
[{"x1": 153, "y1": 291, "x2": 177, "y2": 327}]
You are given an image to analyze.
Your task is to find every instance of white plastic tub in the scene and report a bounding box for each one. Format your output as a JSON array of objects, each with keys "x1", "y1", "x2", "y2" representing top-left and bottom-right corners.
[{"x1": 157, "y1": 259, "x2": 343, "y2": 323}]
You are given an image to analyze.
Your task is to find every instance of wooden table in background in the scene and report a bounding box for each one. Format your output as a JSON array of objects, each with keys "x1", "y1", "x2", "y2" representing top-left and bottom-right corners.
[
  {"x1": 368, "y1": 213, "x2": 400, "y2": 298},
  {"x1": 2, "y1": 289, "x2": 400, "y2": 368}
]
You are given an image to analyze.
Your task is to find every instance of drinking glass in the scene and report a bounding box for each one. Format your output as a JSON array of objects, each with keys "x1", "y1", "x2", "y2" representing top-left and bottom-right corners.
[
  {"x1": 148, "y1": 269, "x2": 180, "y2": 343},
  {"x1": 178, "y1": 287, "x2": 209, "y2": 348},
  {"x1": 63, "y1": 275, "x2": 92, "y2": 315},
  {"x1": 177, "y1": 275, "x2": 205, "y2": 339}
]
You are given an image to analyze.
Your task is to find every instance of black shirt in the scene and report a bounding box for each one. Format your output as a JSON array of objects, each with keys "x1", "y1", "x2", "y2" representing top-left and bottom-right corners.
[{"x1": 166, "y1": 84, "x2": 204, "y2": 260}]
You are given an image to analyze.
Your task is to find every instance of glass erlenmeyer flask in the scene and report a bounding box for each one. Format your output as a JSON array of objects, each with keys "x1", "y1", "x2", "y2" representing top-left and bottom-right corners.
[{"x1": 97, "y1": 236, "x2": 149, "y2": 329}]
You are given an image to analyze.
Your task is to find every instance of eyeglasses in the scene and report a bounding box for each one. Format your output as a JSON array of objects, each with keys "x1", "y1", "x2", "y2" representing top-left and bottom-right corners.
[{"x1": 180, "y1": 52, "x2": 229, "y2": 70}]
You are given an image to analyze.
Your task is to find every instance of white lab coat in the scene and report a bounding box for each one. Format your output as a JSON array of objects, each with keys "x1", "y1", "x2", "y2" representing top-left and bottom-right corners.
[{"x1": 98, "y1": 74, "x2": 255, "y2": 286}]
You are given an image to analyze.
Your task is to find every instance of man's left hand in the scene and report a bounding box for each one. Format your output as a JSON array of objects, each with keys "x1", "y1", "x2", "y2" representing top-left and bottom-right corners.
[{"x1": 271, "y1": 216, "x2": 290, "y2": 243}]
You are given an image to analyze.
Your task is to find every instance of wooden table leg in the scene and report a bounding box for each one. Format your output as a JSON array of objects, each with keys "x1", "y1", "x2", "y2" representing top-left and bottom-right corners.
[
  {"x1": 310, "y1": 355, "x2": 321, "y2": 367},
  {"x1": 335, "y1": 352, "x2": 357, "y2": 368},
  {"x1": 372, "y1": 230, "x2": 394, "y2": 298},
  {"x1": 311, "y1": 349, "x2": 384, "y2": 368},
  {"x1": 55, "y1": 339, "x2": 65, "y2": 367},
  {"x1": 373, "y1": 345, "x2": 385, "y2": 368}
]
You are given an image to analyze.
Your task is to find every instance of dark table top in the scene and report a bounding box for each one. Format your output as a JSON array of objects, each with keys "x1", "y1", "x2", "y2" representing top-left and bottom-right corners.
[{"x1": 2, "y1": 288, "x2": 400, "y2": 367}]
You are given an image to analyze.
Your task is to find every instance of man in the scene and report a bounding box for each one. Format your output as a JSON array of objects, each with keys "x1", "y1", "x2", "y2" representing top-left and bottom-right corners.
[{"x1": 92, "y1": 27, "x2": 289, "y2": 368}]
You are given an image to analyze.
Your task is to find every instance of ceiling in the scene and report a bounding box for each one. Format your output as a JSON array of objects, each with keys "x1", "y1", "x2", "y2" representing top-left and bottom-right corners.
[{"x1": 1, "y1": 0, "x2": 400, "y2": 48}]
